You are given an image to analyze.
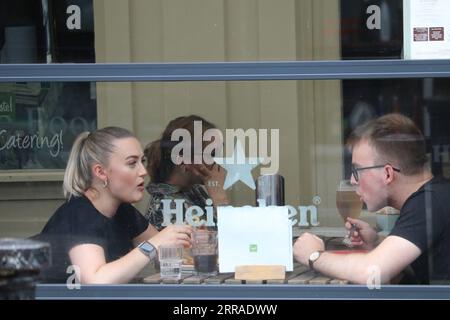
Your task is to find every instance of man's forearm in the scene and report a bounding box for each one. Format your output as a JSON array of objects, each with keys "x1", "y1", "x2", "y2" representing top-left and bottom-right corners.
[{"x1": 313, "y1": 252, "x2": 378, "y2": 285}]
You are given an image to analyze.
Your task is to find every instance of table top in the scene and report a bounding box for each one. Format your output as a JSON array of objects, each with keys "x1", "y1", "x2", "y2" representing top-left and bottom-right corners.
[
  {"x1": 143, "y1": 264, "x2": 348, "y2": 285},
  {"x1": 142, "y1": 232, "x2": 356, "y2": 286}
]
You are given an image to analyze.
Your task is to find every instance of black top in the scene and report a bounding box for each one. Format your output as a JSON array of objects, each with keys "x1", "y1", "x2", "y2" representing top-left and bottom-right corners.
[
  {"x1": 37, "y1": 196, "x2": 149, "y2": 282},
  {"x1": 390, "y1": 176, "x2": 450, "y2": 284}
]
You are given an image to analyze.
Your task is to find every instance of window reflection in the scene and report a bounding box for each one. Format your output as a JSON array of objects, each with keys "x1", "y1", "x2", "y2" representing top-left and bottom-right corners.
[{"x1": 0, "y1": 82, "x2": 97, "y2": 169}]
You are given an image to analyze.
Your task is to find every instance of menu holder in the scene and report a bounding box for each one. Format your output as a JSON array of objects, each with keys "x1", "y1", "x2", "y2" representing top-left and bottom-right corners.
[{"x1": 234, "y1": 265, "x2": 285, "y2": 281}]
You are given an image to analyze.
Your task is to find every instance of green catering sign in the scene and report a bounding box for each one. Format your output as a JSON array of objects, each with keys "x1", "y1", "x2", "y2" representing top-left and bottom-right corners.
[{"x1": 0, "y1": 93, "x2": 15, "y2": 119}]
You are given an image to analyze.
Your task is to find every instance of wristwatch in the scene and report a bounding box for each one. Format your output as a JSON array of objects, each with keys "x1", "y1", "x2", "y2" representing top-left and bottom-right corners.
[
  {"x1": 308, "y1": 250, "x2": 324, "y2": 270},
  {"x1": 138, "y1": 241, "x2": 157, "y2": 262}
]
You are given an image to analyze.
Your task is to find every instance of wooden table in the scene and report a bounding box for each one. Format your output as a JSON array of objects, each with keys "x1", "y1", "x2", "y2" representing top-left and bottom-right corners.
[
  {"x1": 143, "y1": 263, "x2": 349, "y2": 285},
  {"x1": 143, "y1": 228, "x2": 353, "y2": 285}
]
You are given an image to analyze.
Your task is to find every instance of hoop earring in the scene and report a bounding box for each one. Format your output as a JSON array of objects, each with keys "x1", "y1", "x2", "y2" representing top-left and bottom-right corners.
[{"x1": 103, "y1": 179, "x2": 108, "y2": 188}]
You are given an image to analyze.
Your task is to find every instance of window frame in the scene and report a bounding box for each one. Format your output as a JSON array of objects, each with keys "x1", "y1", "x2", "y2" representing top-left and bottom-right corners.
[{"x1": 1, "y1": 59, "x2": 450, "y2": 82}]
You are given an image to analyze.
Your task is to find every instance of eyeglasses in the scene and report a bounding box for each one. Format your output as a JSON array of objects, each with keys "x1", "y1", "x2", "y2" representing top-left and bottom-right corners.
[{"x1": 351, "y1": 164, "x2": 401, "y2": 182}]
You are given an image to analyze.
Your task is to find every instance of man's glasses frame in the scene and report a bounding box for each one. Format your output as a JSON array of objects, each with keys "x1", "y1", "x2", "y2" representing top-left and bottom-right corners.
[{"x1": 351, "y1": 164, "x2": 401, "y2": 182}]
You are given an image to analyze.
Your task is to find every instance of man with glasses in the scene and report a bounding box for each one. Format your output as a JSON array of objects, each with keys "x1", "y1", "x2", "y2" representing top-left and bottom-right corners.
[{"x1": 294, "y1": 113, "x2": 450, "y2": 284}]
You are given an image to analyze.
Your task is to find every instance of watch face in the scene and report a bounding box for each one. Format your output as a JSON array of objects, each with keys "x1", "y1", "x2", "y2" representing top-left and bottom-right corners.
[
  {"x1": 140, "y1": 241, "x2": 155, "y2": 256},
  {"x1": 142, "y1": 242, "x2": 152, "y2": 252},
  {"x1": 310, "y1": 251, "x2": 320, "y2": 261}
]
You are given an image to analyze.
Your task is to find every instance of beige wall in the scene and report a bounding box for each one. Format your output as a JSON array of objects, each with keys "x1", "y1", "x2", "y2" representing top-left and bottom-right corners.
[
  {"x1": 94, "y1": 0, "x2": 344, "y2": 225},
  {"x1": 0, "y1": 0, "x2": 344, "y2": 238},
  {"x1": 0, "y1": 178, "x2": 65, "y2": 238}
]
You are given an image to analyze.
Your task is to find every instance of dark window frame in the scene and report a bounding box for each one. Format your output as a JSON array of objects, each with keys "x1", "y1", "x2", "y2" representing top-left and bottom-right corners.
[{"x1": 1, "y1": 59, "x2": 450, "y2": 82}]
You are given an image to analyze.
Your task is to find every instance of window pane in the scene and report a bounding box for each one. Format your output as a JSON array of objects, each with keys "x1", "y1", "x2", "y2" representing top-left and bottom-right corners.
[
  {"x1": 341, "y1": 0, "x2": 403, "y2": 59},
  {"x1": 343, "y1": 78, "x2": 450, "y2": 178},
  {"x1": 0, "y1": 82, "x2": 97, "y2": 169},
  {"x1": 1, "y1": 78, "x2": 449, "y2": 286},
  {"x1": 1, "y1": 78, "x2": 449, "y2": 224},
  {"x1": 0, "y1": 0, "x2": 95, "y2": 63},
  {"x1": 0, "y1": 0, "x2": 411, "y2": 63}
]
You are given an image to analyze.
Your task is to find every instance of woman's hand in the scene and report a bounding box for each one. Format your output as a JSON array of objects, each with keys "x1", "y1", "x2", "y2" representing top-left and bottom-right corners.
[
  {"x1": 184, "y1": 163, "x2": 224, "y2": 185},
  {"x1": 345, "y1": 217, "x2": 379, "y2": 250},
  {"x1": 148, "y1": 224, "x2": 193, "y2": 249}
]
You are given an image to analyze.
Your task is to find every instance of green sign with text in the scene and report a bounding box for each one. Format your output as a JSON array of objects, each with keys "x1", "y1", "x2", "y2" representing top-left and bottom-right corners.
[{"x1": 0, "y1": 93, "x2": 15, "y2": 120}]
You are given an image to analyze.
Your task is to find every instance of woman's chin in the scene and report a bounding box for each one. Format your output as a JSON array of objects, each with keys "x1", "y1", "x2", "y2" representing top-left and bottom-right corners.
[{"x1": 123, "y1": 191, "x2": 144, "y2": 204}]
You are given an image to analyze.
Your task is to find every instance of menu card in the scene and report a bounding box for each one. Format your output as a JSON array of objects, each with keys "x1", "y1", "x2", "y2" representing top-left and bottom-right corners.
[
  {"x1": 217, "y1": 206, "x2": 293, "y2": 273},
  {"x1": 404, "y1": 0, "x2": 450, "y2": 59}
]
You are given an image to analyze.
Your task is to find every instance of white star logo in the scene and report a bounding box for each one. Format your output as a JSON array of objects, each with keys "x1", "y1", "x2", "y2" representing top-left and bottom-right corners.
[{"x1": 214, "y1": 140, "x2": 263, "y2": 190}]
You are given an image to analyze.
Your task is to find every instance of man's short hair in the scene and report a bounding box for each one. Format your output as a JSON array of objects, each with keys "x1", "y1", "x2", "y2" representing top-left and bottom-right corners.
[{"x1": 347, "y1": 113, "x2": 428, "y2": 175}]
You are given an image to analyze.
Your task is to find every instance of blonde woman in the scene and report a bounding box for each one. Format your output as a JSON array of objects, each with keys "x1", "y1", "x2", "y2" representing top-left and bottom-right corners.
[{"x1": 38, "y1": 127, "x2": 192, "y2": 284}]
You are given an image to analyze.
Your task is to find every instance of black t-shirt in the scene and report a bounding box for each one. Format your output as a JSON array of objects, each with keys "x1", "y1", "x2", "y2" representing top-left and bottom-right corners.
[
  {"x1": 390, "y1": 176, "x2": 450, "y2": 284},
  {"x1": 37, "y1": 196, "x2": 149, "y2": 282}
]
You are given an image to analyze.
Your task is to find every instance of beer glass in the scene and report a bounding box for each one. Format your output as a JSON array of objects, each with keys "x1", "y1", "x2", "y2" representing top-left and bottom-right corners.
[
  {"x1": 336, "y1": 180, "x2": 363, "y2": 246},
  {"x1": 191, "y1": 229, "x2": 218, "y2": 276}
]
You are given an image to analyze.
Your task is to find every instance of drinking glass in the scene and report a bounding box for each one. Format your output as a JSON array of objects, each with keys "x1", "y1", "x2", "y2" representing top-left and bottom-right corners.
[
  {"x1": 191, "y1": 229, "x2": 218, "y2": 276},
  {"x1": 158, "y1": 246, "x2": 183, "y2": 280},
  {"x1": 336, "y1": 180, "x2": 363, "y2": 247}
]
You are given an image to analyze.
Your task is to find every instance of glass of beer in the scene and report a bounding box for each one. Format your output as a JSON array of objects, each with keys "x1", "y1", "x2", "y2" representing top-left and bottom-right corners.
[
  {"x1": 336, "y1": 180, "x2": 363, "y2": 246},
  {"x1": 191, "y1": 229, "x2": 218, "y2": 276}
]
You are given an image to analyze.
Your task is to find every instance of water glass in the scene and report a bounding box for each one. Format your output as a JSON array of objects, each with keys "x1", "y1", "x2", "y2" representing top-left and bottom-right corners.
[{"x1": 158, "y1": 246, "x2": 183, "y2": 280}]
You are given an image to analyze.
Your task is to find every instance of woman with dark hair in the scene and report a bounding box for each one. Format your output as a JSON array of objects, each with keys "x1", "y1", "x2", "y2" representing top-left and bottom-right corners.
[{"x1": 144, "y1": 115, "x2": 229, "y2": 230}]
